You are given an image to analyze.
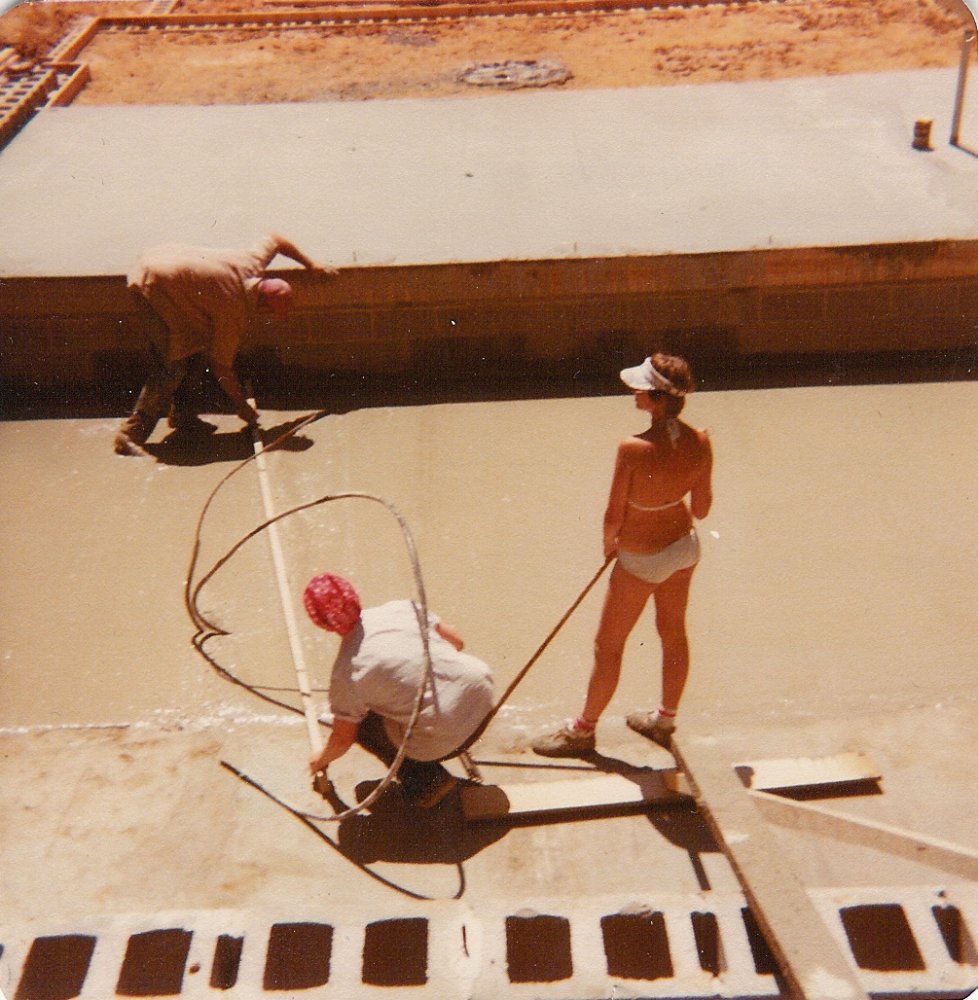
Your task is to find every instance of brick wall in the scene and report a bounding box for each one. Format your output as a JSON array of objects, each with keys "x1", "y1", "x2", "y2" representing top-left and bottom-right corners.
[{"x1": 2, "y1": 241, "x2": 976, "y2": 397}]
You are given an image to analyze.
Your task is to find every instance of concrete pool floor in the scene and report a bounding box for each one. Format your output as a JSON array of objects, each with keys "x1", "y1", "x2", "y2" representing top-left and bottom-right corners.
[{"x1": 2, "y1": 380, "x2": 977, "y2": 997}]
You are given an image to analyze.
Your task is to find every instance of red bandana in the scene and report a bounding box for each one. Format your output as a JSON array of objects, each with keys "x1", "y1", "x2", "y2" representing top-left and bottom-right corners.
[{"x1": 303, "y1": 574, "x2": 361, "y2": 635}]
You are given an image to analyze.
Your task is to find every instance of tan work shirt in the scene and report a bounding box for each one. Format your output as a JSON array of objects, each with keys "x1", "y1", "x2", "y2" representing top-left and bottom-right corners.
[{"x1": 127, "y1": 235, "x2": 280, "y2": 367}]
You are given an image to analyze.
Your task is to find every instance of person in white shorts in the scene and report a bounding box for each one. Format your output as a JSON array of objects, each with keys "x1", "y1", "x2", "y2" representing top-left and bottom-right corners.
[{"x1": 533, "y1": 352, "x2": 713, "y2": 757}]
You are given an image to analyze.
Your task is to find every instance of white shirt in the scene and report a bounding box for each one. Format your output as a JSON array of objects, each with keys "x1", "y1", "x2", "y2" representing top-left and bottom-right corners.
[{"x1": 329, "y1": 600, "x2": 494, "y2": 761}]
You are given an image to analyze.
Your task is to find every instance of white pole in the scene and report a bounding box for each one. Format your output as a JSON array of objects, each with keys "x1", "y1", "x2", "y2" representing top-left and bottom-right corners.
[
  {"x1": 951, "y1": 27, "x2": 976, "y2": 146},
  {"x1": 248, "y1": 403, "x2": 324, "y2": 755}
]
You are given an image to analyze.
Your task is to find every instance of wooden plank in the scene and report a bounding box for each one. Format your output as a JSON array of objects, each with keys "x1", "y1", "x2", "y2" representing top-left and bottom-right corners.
[
  {"x1": 734, "y1": 751, "x2": 880, "y2": 793},
  {"x1": 753, "y1": 790, "x2": 978, "y2": 881},
  {"x1": 48, "y1": 64, "x2": 92, "y2": 108},
  {"x1": 461, "y1": 769, "x2": 688, "y2": 822},
  {"x1": 672, "y1": 735, "x2": 870, "y2": 1000}
]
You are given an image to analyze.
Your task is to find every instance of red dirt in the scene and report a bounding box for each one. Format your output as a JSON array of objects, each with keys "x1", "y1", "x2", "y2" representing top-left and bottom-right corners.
[{"x1": 1, "y1": 0, "x2": 972, "y2": 105}]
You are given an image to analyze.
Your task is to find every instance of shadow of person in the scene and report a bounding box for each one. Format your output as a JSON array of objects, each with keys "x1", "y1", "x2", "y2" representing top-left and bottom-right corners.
[
  {"x1": 644, "y1": 801, "x2": 723, "y2": 890},
  {"x1": 144, "y1": 414, "x2": 316, "y2": 466},
  {"x1": 578, "y1": 750, "x2": 723, "y2": 884},
  {"x1": 586, "y1": 748, "x2": 671, "y2": 778},
  {"x1": 334, "y1": 780, "x2": 506, "y2": 866},
  {"x1": 145, "y1": 424, "x2": 254, "y2": 466},
  {"x1": 645, "y1": 802, "x2": 719, "y2": 853},
  {"x1": 258, "y1": 416, "x2": 318, "y2": 453},
  {"x1": 581, "y1": 748, "x2": 683, "y2": 800}
]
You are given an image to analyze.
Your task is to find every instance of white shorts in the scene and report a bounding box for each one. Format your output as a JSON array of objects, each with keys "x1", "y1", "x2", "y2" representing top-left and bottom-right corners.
[{"x1": 617, "y1": 530, "x2": 700, "y2": 585}]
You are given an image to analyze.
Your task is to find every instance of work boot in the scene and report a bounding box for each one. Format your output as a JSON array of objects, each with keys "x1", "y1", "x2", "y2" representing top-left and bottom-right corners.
[
  {"x1": 400, "y1": 763, "x2": 458, "y2": 809},
  {"x1": 113, "y1": 412, "x2": 156, "y2": 456},
  {"x1": 626, "y1": 710, "x2": 676, "y2": 749},
  {"x1": 531, "y1": 720, "x2": 596, "y2": 758},
  {"x1": 410, "y1": 771, "x2": 459, "y2": 809}
]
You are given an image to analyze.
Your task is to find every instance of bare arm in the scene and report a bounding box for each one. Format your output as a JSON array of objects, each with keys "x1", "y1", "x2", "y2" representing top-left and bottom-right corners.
[
  {"x1": 309, "y1": 717, "x2": 359, "y2": 774},
  {"x1": 602, "y1": 442, "x2": 632, "y2": 559},
  {"x1": 689, "y1": 431, "x2": 713, "y2": 520},
  {"x1": 268, "y1": 233, "x2": 338, "y2": 275},
  {"x1": 435, "y1": 621, "x2": 464, "y2": 652}
]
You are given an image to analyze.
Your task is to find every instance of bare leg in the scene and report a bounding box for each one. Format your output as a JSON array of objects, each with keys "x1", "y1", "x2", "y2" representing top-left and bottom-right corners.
[
  {"x1": 533, "y1": 560, "x2": 693, "y2": 759},
  {"x1": 581, "y1": 562, "x2": 655, "y2": 723},
  {"x1": 653, "y1": 566, "x2": 694, "y2": 712}
]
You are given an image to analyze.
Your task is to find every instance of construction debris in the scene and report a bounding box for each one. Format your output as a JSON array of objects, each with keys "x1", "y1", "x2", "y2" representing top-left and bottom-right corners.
[{"x1": 458, "y1": 59, "x2": 572, "y2": 89}]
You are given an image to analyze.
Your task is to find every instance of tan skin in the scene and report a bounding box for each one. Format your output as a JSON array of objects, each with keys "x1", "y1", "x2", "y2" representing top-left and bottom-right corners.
[
  {"x1": 579, "y1": 390, "x2": 713, "y2": 725},
  {"x1": 308, "y1": 620, "x2": 465, "y2": 777}
]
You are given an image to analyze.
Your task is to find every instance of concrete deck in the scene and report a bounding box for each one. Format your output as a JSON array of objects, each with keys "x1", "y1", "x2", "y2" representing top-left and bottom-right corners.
[
  {"x1": 2, "y1": 70, "x2": 978, "y2": 397},
  {"x1": 2, "y1": 382, "x2": 977, "y2": 997},
  {"x1": 2, "y1": 70, "x2": 977, "y2": 274}
]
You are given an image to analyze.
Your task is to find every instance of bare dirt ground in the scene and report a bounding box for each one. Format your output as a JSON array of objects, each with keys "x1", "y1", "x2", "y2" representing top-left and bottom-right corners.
[{"x1": 0, "y1": 0, "x2": 972, "y2": 105}]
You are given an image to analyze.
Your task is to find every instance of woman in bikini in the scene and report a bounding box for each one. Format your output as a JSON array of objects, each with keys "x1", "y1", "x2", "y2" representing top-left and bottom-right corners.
[{"x1": 533, "y1": 352, "x2": 713, "y2": 757}]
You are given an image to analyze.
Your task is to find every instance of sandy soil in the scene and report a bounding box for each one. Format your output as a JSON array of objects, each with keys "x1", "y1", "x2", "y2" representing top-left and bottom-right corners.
[{"x1": 1, "y1": 0, "x2": 972, "y2": 105}]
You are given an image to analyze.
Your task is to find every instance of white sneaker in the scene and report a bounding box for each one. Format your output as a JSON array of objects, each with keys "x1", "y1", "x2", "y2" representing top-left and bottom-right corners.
[{"x1": 626, "y1": 710, "x2": 675, "y2": 749}]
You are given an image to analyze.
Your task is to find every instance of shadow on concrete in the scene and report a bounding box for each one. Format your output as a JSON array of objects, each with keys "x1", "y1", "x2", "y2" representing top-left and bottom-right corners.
[
  {"x1": 223, "y1": 761, "x2": 477, "y2": 901},
  {"x1": 332, "y1": 780, "x2": 507, "y2": 866},
  {"x1": 952, "y1": 140, "x2": 978, "y2": 160},
  {"x1": 242, "y1": 346, "x2": 978, "y2": 414},
  {"x1": 761, "y1": 780, "x2": 884, "y2": 802},
  {"x1": 144, "y1": 415, "x2": 317, "y2": 467},
  {"x1": 144, "y1": 424, "x2": 252, "y2": 466},
  {"x1": 583, "y1": 752, "x2": 727, "y2": 892},
  {"x1": 644, "y1": 804, "x2": 724, "y2": 891},
  {"x1": 3, "y1": 347, "x2": 976, "y2": 421},
  {"x1": 467, "y1": 751, "x2": 726, "y2": 890}
]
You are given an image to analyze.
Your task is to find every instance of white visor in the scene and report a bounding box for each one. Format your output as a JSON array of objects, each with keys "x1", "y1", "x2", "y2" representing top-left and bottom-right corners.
[{"x1": 619, "y1": 358, "x2": 683, "y2": 395}]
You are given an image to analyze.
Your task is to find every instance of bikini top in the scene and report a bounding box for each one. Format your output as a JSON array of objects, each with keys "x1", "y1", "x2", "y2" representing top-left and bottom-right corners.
[
  {"x1": 626, "y1": 420, "x2": 691, "y2": 513},
  {"x1": 627, "y1": 496, "x2": 685, "y2": 512}
]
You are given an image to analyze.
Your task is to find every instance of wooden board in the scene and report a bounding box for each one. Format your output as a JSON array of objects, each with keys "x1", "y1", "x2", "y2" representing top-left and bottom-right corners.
[
  {"x1": 461, "y1": 768, "x2": 689, "y2": 821},
  {"x1": 753, "y1": 790, "x2": 978, "y2": 880},
  {"x1": 672, "y1": 735, "x2": 871, "y2": 1000},
  {"x1": 460, "y1": 750, "x2": 879, "y2": 822},
  {"x1": 734, "y1": 751, "x2": 880, "y2": 793}
]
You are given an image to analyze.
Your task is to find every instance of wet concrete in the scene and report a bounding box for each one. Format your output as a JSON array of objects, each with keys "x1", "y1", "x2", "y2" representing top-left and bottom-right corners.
[
  {"x1": 2, "y1": 383, "x2": 976, "y2": 999},
  {"x1": 5, "y1": 384, "x2": 975, "y2": 732},
  {"x1": 2, "y1": 57, "x2": 977, "y2": 996}
]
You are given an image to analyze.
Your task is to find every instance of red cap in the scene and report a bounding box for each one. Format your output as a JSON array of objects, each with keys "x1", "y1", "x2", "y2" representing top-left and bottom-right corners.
[{"x1": 303, "y1": 574, "x2": 361, "y2": 635}]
